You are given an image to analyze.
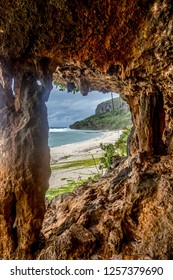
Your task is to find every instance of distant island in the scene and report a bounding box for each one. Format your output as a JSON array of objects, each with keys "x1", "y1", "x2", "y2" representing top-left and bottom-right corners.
[{"x1": 69, "y1": 97, "x2": 132, "y2": 130}]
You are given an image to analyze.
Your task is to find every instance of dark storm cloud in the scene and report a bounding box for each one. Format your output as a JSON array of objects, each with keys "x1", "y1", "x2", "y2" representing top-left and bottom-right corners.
[{"x1": 47, "y1": 87, "x2": 118, "y2": 127}]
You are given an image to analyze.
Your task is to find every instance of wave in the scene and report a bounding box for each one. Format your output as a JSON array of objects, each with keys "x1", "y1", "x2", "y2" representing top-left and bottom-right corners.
[{"x1": 49, "y1": 128, "x2": 71, "y2": 133}]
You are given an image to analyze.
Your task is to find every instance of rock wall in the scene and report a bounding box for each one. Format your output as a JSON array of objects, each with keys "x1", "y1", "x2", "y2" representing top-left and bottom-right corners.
[
  {"x1": 38, "y1": 156, "x2": 173, "y2": 260},
  {"x1": 0, "y1": 0, "x2": 173, "y2": 259},
  {"x1": 0, "y1": 60, "x2": 52, "y2": 259}
]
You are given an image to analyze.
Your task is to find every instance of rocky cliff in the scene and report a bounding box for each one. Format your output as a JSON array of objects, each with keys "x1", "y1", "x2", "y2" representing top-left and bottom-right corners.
[
  {"x1": 70, "y1": 97, "x2": 131, "y2": 130},
  {"x1": 95, "y1": 97, "x2": 129, "y2": 115},
  {"x1": 0, "y1": 0, "x2": 173, "y2": 259}
]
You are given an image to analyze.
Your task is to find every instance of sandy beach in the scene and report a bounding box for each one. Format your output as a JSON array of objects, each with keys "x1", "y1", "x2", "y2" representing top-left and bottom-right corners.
[{"x1": 49, "y1": 130, "x2": 122, "y2": 188}]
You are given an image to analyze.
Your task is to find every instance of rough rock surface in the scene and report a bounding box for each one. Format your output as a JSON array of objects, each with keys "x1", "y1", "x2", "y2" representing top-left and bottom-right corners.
[
  {"x1": 0, "y1": 62, "x2": 52, "y2": 259},
  {"x1": 0, "y1": 0, "x2": 173, "y2": 259},
  {"x1": 95, "y1": 97, "x2": 129, "y2": 115},
  {"x1": 37, "y1": 156, "x2": 173, "y2": 260}
]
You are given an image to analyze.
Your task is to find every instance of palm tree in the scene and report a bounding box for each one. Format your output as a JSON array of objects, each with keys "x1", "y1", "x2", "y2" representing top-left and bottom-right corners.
[{"x1": 111, "y1": 92, "x2": 115, "y2": 111}]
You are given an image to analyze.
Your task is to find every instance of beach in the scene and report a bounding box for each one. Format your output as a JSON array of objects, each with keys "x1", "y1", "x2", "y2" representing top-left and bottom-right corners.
[{"x1": 49, "y1": 130, "x2": 122, "y2": 188}]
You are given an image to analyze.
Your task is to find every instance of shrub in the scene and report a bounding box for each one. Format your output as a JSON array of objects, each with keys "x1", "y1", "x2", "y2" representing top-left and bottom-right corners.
[{"x1": 99, "y1": 126, "x2": 132, "y2": 171}]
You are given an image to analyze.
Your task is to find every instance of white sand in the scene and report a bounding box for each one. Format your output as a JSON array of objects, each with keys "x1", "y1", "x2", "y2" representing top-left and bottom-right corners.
[{"x1": 49, "y1": 130, "x2": 122, "y2": 188}]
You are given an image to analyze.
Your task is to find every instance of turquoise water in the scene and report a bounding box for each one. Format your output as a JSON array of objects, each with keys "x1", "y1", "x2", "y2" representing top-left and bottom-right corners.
[{"x1": 48, "y1": 128, "x2": 103, "y2": 147}]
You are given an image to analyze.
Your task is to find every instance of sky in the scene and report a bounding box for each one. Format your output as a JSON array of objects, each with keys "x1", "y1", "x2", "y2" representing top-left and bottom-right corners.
[{"x1": 47, "y1": 86, "x2": 119, "y2": 127}]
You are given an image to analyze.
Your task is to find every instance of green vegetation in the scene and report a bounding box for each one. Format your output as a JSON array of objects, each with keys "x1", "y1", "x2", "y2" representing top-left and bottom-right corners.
[
  {"x1": 99, "y1": 126, "x2": 131, "y2": 171},
  {"x1": 54, "y1": 83, "x2": 79, "y2": 94},
  {"x1": 69, "y1": 110, "x2": 131, "y2": 130},
  {"x1": 46, "y1": 175, "x2": 99, "y2": 200},
  {"x1": 113, "y1": 126, "x2": 131, "y2": 156},
  {"x1": 51, "y1": 157, "x2": 101, "y2": 170},
  {"x1": 99, "y1": 143, "x2": 116, "y2": 171}
]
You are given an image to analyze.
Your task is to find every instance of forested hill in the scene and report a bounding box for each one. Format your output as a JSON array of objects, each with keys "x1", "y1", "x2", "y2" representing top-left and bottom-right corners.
[{"x1": 69, "y1": 97, "x2": 132, "y2": 130}]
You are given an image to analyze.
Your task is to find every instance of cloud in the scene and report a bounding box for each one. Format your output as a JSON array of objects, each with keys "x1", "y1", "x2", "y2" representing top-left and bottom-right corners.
[{"x1": 47, "y1": 87, "x2": 119, "y2": 127}]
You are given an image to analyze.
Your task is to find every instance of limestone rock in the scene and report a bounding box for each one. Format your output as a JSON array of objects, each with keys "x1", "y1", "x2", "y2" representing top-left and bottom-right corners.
[
  {"x1": 0, "y1": 0, "x2": 173, "y2": 259},
  {"x1": 37, "y1": 156, "x2": 173, "y2": 260},
  {"x1": 0, "y1": 62, "x2": 52, "y2": 259}
]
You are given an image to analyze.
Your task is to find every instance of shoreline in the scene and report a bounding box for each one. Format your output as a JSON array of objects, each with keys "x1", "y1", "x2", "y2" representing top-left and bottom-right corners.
[{"x1": 49, "y1": 130, "x2": 122, "y2": 189}]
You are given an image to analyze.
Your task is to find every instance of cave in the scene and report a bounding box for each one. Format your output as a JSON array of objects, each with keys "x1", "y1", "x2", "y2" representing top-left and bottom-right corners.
[{"x1": 0, "y1": 0, "x2": 173, "y2": 259}]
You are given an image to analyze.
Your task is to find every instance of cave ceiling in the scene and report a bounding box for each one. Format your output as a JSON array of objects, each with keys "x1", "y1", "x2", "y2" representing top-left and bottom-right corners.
[{"x1": 0, "y1": 0, "x2": 172, "y2": 96}]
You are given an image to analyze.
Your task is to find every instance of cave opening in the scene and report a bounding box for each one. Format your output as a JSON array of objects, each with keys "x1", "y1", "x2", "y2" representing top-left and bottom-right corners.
[{"x1": 46, "y1": 86, "x2": 132, "y2": 189}]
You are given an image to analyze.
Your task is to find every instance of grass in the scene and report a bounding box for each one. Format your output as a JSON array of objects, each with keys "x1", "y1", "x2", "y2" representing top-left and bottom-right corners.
[
  {"x1": 46, "y1": 175, "x2": 99, "y2": 201},
  {"x1": 48, "y1": 157, "x2": 101, "y2": 200},
  {"x1": 46, "y1": 183, "x2": 75, "y2": 200},
  {"x1": 51, "y1": 157, "x2": 101, "y2": 171}
]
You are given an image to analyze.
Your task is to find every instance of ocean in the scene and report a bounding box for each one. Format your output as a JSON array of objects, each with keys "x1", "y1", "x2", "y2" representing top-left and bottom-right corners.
[{"x1": 48, "y1": 128, "x2": 103, "y2": 147}]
